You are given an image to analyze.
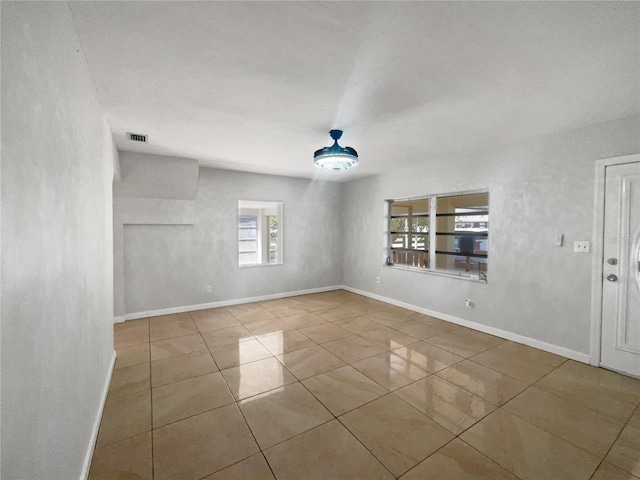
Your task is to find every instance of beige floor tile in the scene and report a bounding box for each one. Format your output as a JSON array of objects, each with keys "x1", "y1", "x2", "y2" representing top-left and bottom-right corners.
[
  {"x1": 460, "y1": 409, "x2": 600, "y2": 480},
  {"x1": 317, "y1": 306, "x2": 364, "y2": 322},
  {"x1": 114, "y1": 318, "x2": 149, "y2": 349},
  {"x1": 302, "y1": 365, "x2": 387, "y2": 416},
  {"x1": 340, "y1": 394, "x2": 454, "y2": 476},
  {"x1": 149, "y1": 312, "x2": 198, "y2": 342},
  {"x1": 592, "y1": 461, "x2": 640, "y2": 480},
  {"x1": 436, "y1": 360, "x2": 528, "y2": 406},
  {"x1": 211, "y1": 338, "x2": 272, "y2": 369},
  {"x1": 277, "y1": 345, "x2": 346, "y2": 380},
  {"x1": 152, "y1": 372, "x2": 234, "y2": 428},
  {"x1": 264, "y1": 420, "x2": 393, "y2": 480},
  {"x1": 115, "y1": 343, "x2": 150, "y2": 369},
  {"x1": 454, "y1": 328, "x2": 505, "y2": 347},
  {"x1": 333, "y1": 316, "x2": 384, "y2": 334},
  {"x1": 352, "y1": 352, "x2": 429, "y2": 391},
  {"x1": 629, "y1": 406, "x2": 640, "y2": 429},
  {"x1": 535, "y1": 360, "x2": 640, "y2": 422},
  {"x1": 395, "y1": 376, "x2": 496, "y2": 435},
  {"x1": 416, "y1": 315, "x2": 460, "y2": 331},
  {"x1": 239, "y1": 383, "x2": 333, "y2": 449},
  {"x1": 190, "y1": 308, "x2": 241, "y2": 332},
  {"x1": 151, "y1": 350, "x2": 217, "y2": 387},
  {"x1": 222, "y1": 357, "x2": 297, "y2": 400},
  {"x1": 242, "y1": 317, "x2": 293, "y2": 336},
  {"x1": 503, "y1": 386, "x2": 624, "y2": 457},
  {"x1": 153, "y1": 404, "x2": 259, "y2": 480},
  {"x1": 201, "y1": 324, "x2": 254, "y2": 348},
  {"x1": 259, "y1": 298, "x2": 302, "y2": 309},
  {"x1": 425, "y1": 332, "x2": 495, "y2": 357},
  {"x1": 263, "y1": 304, "x2": 309, "y2": 318},
  {"x1": 295, "y1": 298, "x2": 344, "y2": 312},
  {"x1": 280, "y1": 312, "x2": 327, "y2": 330},
  {"x1": 470, "y1": 348, "x2": 555, "y2": 384},
  {"x1": 97, "y1": 390, "x2": 151, "y2": 447},
  {"x1": 606, "y1": 425, "x2": 640, "y2": 477},
  {"x1": 202, "y1": 453, "x2": 275, "y2": 480},
  {"x1": 150, "y1": 333, "x2": 207, "y2": 360},
  {"x1": 392, "y1": 341, "x2": 464, "y2": 373},
  {"x1": 298, "y1": 323, "x2": 352, "y2": 344},
  {"x1": 323, "y1": 335, "x2": 386, "y2": 363},
  {"x1": 365, "y1": 307, "x2": 417, "y2": 327},
  {"x1": 108, "y1": 362, "x2": 150, "y2": 399},
  {"x1": 257, "y1": 330, "x2": 316, "y2": 355},
  {"x1": 89, "y1": 432, "x2": 152, "y2": 480},
  {"x1": 359, "y1": 327, "x2": 420, "y2": 350},
  {"x1": 227, "y1": 303, "x2": 277, "y2": 323},
  {"x1": 391, "y1": 320, "x2": 449, "y2": 340},
  {"x1": 495, "y1": 341, "x2": 566, "y2": 367},
  {"x1": 399, "y1": 439, "x2": 519, "y2": 480}
]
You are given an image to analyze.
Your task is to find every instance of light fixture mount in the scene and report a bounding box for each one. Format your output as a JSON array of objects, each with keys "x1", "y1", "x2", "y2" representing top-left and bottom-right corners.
[{"x1": 313, "y1": 129, "x2": 359, "y2": 171}]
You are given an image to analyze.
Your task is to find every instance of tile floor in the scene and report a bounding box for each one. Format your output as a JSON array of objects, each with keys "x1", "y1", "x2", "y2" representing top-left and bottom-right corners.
[{"x1": 91, "y1": 290, "x2": 640, "y2": 479}]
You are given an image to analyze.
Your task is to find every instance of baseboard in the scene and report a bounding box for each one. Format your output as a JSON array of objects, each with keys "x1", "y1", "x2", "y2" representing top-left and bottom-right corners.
[
  {"x1": 117, "y1": 285, "x2": 343, "y2": 322},
  {"x1": 341, "y1": 285, "x2": 591, "y2": 364},
  {"x1": 79, "y1": 350, "x2": 116, "y2": 480}
]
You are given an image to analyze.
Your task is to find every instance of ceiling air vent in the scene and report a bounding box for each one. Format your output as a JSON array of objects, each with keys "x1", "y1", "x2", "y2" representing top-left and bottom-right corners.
[{"x1": 127, "y1": 132, "x2": 148, "y2": 143}]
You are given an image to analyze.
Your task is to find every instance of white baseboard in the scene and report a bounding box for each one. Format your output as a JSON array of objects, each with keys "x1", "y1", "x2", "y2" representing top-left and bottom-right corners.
[
  {"x1": 341, "y1": 285, "x2": 591, "y2": 364},
  {"x1": 116, "y1": 285, "x2": 342, "y2": 322},
  {"x1": 80, "y1": 350, "x2": 116, "y2": 480}
]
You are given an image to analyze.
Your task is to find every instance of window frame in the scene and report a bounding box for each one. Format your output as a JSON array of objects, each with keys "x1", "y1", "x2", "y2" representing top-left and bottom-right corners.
[
  {"x1": 386, "y1": 189, "x2": 489, "y2": 282},
  {"x1": 238, "y1": 200, "x2": 284, "y2": 267}
]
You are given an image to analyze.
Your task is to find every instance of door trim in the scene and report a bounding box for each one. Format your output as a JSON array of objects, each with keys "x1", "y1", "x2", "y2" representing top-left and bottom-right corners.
[{"x1": 590, "y1": 153, "x2": 640, "y2": 368}]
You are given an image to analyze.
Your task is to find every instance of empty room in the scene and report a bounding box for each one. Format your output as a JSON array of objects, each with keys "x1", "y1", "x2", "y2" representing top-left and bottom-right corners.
[{"x1": 2, "y1": 1, "x2": 640, "y2": 479}]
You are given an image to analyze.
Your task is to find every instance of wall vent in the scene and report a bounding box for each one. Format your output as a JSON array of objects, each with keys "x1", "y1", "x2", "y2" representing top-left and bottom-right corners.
[{"x1": 127, "y1": 132, "x2": 148, "y2": 143}]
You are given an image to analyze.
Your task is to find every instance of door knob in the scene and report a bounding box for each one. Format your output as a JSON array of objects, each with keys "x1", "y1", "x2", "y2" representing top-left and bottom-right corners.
[{"x1": 606, "y1": 274, "x2": 618, "y2": 282}]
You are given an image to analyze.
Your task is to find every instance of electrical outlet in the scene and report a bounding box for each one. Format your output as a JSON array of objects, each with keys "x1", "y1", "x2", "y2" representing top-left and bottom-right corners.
[
  {"x1": 465, "y1": 299, "x2": 474, "y2": 308},
  {"x1": 573, "y1": 241, "x2": 590, "y2": 253},
  {"x1": 206, "y1": 285, "x2": 212, "y2": 293},
  {"x1": 376, "y1": 276, "x2": 380, "y2": 284}
]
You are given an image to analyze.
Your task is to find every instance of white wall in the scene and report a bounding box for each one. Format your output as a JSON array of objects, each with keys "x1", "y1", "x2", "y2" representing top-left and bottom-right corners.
[
  {"x1": 1, "y1": 3, "x2": 115, "y2": 479},
  {"x1": 341, "y1": 115, "x2": 640, "y2": 358},
  {"x1": 115, "y1": 163, "x2": 343, "y2": 316}
]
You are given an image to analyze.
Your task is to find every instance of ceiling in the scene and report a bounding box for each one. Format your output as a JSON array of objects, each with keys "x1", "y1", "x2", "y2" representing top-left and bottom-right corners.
[{"x1": 68, "y1": 1, "x2": 639, "y2": 182}]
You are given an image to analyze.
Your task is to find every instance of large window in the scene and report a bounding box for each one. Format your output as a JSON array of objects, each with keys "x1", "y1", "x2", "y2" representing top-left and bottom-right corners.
[
  {"x1": 238, "y1": 200, "x2": 283, "y2": 266},
  {"x1": 388, "y1": 191, "x2": 488, "y2": 280}
]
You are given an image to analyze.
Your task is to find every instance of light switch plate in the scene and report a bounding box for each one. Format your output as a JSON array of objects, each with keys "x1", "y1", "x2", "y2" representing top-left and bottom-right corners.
[
  {"x1": 555, "y1": 234, "x2": 564, "y2": 247},
  {"x1": 574, "y1": 241, "x2": 590, "y2": 253}
]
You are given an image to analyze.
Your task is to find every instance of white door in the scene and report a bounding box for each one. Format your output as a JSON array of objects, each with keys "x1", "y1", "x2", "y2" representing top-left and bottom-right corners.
[{"x1": 601, "y1": 161, "x2": 640, "y2": 377}]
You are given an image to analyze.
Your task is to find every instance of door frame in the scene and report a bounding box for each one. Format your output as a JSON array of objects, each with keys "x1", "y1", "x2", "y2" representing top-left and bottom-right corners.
[{"x1": 590, "y1": 153, "x2": 640, "y2": 368}]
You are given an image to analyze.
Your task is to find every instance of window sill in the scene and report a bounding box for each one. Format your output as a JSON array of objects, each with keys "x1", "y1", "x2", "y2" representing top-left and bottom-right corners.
[
  {"x1": 239, "y1": 262, "x2": 283, "y2": 268},
  {"x1": 383, "y1": 264, "x2": 487, "y2": 283}
]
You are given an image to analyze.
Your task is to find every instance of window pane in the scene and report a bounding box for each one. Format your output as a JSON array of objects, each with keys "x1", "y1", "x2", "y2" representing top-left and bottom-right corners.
[
  {"x1": 436, "y1": 253, "x2": 488, "y2": 273},
  {"x1": 391, "y1": 198, "x2": 430, "y2": 216},
  {"x1": 392, "y1": 250, "x2": 429, "y2": 268},
  {"x1": 238, "y1": 201, "x2": 283, "y2": 266},
  {"x1": 435, "y1": 192, "x2": 488, "y2": 275}
]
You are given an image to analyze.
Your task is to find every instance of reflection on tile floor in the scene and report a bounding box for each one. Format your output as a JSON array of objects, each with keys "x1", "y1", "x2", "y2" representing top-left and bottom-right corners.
[{"x1": 90, "y1": 290, "x2": 640, "y2": 479}]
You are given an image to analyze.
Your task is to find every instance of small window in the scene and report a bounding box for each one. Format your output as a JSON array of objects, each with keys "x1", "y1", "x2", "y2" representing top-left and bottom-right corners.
[
  {"x1": 238, "y1": 201, "x2": 283, "y2": 266},
  {"x1": 388, "y1": 191, "x2": 488, "y2": 280}
]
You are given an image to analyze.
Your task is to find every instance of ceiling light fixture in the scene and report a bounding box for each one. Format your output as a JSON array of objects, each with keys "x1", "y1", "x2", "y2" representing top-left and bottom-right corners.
[{"x1": 313, "y1": 129, "x2": 359, "y2": 171}]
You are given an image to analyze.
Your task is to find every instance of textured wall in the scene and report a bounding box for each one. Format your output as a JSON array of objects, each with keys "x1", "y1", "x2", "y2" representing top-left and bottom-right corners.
[
  {"x1": 120, "y1": 167, "x2": 343, "y2": 314},
  {"x1": 1, "y1": 3, "x2": 115, "y2": 479},
  {"x1": 341, "y1": 115, "x2": 640, "y2": 355}
]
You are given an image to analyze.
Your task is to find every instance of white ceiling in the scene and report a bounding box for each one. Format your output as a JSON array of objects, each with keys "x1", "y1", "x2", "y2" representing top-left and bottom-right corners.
[{"x1": 68, "y1": 1, "x2": 639, "y2": 182}]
